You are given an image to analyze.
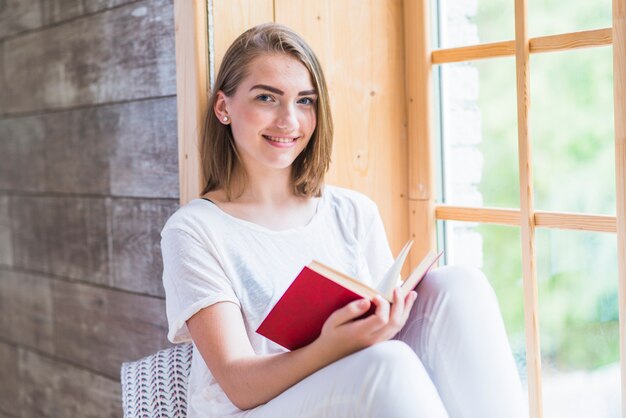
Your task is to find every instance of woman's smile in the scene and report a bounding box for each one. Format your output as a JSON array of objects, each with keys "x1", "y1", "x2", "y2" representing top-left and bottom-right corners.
[{"x1": 263, "y1": 134, "x2": 300, "y2": 147}]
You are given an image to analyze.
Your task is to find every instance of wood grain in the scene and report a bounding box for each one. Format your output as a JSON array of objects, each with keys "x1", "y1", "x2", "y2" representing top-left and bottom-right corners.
[
  {"x1": 432, "y1": 40, "x2": 516, "y2": 64},
  {"x1": 612, "y1": 0, "x2": 626, "y2": 412},
  {"x1": 0, "y1": 42, "x2": 5, "y2": 115},
  {"x1": 84, "y1": 0, "x2": 138, "y2": 14},
  {"x1": 0, "y1": 0, "x2": 41, "y2": 39},
  {"x1": 0, "y1": 196, "x2": 12, "y2": 267},
  {"x1": 0, "y1": 98, "x2": 178, "y2": 197},
  {"x1": 2, "y1": 0, "x2": 176, "y2": 114},
  {"x1": 435, "y1": 205, "x2": 617, "y2": 233},
  {"x1": 0, "y1": 115, "x2": 47, "y2": 192},
  {"x1": 10, "y1": 196, "x2": 53, "y2": 274},
  {"x1": 431, "y1": 29, "x2": 612, "y2": 65},
  {"x1": 211, "y1": 0, "x2": 274, "y2": 75},
  {"x1": 435, "y1": 205, "x2": 521, "y2": 225},
  {"x1": 52, "y1": 279, "x2": 170, "y2": 379},
  {"x1": 534, "y1": 211, "x2": 616, "y2": 233},
  {"x1": 404, "y1": 0, "x2": 436, "y2": 263},
  {"x1": 109, "y1": 198, "x2": 178, "y2": 296},
  {"x1": 19, "y1": 348, "x2": 122, "y2": 418},
  {"x1": 11, "y1": 196, "x2": 110, "y2": 285},
  {"x1": 515, "y1": 0, "x2": 543, "y2": 415},
  {"x1": 0, "y1": 341, "x2": 19, "y2": 417},
  {"x1": 41, "y1": 0, "x2": 84, "y2": 25},
  {"x1": 107, "y1": 98, "x2": 179, "y2": 198},
  {"x1": 275, "y1": 0, "x2": 411, "y2": 259},
  {"x1": 530, "y1": 28, "x2": 612, "y2": 54},
  {"x1": 0, "y1": 269, "x2": 54, "y2": 353},
  {"x1": 174, "y1": 0, "x2": 211, "y2": 205}
]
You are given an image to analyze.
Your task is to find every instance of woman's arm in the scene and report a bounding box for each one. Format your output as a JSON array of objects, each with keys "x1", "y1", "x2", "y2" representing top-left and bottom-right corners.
[{"x1": 186, "y1": 288, "x2": 417, "y2": 410}]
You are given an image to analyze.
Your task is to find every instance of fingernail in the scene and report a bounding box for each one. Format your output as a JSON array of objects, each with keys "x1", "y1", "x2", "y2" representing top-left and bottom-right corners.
[{"x1": 359, "y1": 299, "x2": 369, "y2": 308}]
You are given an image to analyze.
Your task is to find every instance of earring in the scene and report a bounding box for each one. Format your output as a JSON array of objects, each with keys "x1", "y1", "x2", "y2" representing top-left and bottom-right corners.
[{"x1": 222, "y1": 116, "x2": 229, "y2": 122}]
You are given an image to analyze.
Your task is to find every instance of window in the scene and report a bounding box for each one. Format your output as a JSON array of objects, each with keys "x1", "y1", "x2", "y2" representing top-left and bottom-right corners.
[{"x1": 429, "y1": 0, "x2": 625, "y2": 416}]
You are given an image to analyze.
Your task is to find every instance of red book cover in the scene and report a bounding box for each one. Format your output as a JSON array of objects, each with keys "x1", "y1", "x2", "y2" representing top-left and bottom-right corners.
[
  {"x1": 256, "y1": 247, "x2": 442, "y2": 351},
  {"x1": 256, "y1": 266, "x2": 374, "y2": 351}
]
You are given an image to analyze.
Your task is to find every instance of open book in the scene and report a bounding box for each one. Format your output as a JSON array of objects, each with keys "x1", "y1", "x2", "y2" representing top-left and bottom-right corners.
[{"x1": 256, "y1": 241, "x2": 443, "y2": 350}]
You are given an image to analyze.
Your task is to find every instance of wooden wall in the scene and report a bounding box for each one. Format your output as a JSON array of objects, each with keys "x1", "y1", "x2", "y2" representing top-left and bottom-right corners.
[
  {"x1": 0, "y1": 0, "x2": 178, "y2": 416},
  {"x1": 211, "y1": 0, "x2": 411, "y2": 255}
]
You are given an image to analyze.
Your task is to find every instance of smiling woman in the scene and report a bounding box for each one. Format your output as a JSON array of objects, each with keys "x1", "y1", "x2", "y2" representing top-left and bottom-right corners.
[
  {"x1": 214, "y1": 54, "x2": 317, "y2": 175},
  {"x1": 160, "y1": 21, "x2": 525, "y2": 418}
]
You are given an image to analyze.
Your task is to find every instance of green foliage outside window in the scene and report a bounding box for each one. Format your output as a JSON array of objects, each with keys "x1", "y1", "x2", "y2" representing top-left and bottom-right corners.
[{"x1": 461, "y1": 0, "x2": 618, "y2": 372}]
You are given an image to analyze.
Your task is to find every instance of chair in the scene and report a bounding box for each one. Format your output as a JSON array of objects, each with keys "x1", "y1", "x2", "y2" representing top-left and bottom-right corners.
[{"x1": 121, "y1": 343, "x2": 193, "y2": 418}]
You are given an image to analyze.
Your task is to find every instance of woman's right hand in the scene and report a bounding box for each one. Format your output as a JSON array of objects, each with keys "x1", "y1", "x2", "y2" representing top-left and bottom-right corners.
[{"x1": 315, "y1": 288, "x2": 418, "y2": 360}]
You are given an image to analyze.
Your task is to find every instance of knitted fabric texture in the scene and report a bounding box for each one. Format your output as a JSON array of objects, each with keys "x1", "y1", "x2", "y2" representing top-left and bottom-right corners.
[{"x1": 121, "y1": 343, "x2": 193, "y2": 418}]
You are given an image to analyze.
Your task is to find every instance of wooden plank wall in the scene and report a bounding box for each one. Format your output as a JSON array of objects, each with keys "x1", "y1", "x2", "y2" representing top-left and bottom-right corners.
[
  {"x1": 212, "y1": 0, "x2": 411, "y2": 258},
  {"x1": 0, "y1": 0, "x2": 179, "y2": 416}
]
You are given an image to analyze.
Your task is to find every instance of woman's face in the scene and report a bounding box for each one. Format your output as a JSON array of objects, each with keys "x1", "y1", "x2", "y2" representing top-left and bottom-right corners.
[{"x1": 215, "y1": 53, "x2": 318, "y2": 175}]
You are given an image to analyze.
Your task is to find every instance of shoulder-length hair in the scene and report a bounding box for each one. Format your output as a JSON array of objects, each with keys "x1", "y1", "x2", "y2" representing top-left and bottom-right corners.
[{"x1": 200, "y1": 23, "x2": 333, "y2": 200}]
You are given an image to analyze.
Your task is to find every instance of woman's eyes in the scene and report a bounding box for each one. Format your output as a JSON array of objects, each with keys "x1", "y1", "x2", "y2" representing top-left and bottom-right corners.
[
  {"x1": 256, "y1": 94, "x2": 274, "y2": 102},
  {"x1": 254, "y1": 94, "x2": 316, "y2": 105},
  {"x1": 297, "y1": 97, "x2": 316, "y2": 105}
]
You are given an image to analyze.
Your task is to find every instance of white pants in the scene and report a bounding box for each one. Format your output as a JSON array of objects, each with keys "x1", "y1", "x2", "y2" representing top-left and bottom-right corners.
[{"x1": 242, "y1": 266, "x2": 526, "y2": 418}]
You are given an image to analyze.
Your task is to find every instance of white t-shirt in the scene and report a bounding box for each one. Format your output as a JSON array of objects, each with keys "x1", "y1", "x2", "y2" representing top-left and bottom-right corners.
[{"x1": 160, "y1": 185, "x2": 394, "y2": 417}]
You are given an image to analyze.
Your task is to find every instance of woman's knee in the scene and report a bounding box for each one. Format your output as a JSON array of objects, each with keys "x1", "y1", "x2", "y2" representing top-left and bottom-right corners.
[
  {"x1": 421, "y1": 265, "x2": 496, "y2": 301},
  {"x1": 354, "y1": 341, "x2": 448, "y2": 417}
]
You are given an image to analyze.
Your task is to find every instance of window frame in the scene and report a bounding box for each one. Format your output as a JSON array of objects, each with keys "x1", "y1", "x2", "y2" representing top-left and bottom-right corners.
[{"x1": 415, "y1": 1, "x2": 626, "y2": 417}]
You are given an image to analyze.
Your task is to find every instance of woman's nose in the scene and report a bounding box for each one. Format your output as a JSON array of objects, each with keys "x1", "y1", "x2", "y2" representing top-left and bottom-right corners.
[{"x1": 275, "y1": 104, "x2": 298, "y2": 130}]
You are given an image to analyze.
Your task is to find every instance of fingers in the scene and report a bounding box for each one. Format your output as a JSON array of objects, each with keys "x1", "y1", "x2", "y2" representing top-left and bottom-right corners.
[
  {"x1": 388, "y1": 288, "x2": 405, "y2": 326},
  {"x1": 326, "y1": 298, "x2": 372, "y2": 328},
  {"x1": 401, "y1": 291, "x2": 418, "y2": 324}
]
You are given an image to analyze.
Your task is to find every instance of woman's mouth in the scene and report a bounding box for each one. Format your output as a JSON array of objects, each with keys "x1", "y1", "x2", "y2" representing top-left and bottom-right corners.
[{"x1": 262, "y1": 135, "x2": 298, "y2": 143}]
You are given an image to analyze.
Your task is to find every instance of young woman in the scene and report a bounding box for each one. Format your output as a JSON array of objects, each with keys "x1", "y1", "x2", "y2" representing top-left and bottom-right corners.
[{"x1": 161, "y1": 23, "x2": 525, "y2": 418}]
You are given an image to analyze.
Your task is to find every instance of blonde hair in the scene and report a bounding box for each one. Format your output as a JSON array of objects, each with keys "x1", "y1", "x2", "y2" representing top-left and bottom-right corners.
[{"x1": 200, "y1": 23, "x2": 333, "y2": 200}]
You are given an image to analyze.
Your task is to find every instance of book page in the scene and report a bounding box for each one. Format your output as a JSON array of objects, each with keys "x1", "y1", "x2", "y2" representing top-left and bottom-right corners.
[{"x1": 375, "y1": 240, "x2": 413, "y2": 299}]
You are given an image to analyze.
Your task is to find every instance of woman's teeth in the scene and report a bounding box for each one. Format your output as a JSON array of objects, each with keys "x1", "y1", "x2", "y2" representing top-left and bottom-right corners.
[{"x1": 264, "y1": 135, "x2": 296, "y2": 143}]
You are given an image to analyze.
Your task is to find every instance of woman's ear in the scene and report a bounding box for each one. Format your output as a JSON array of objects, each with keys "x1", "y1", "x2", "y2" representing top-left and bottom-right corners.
[{"x1": 214, "y1": 91, "x2": 231, "y2": 124}]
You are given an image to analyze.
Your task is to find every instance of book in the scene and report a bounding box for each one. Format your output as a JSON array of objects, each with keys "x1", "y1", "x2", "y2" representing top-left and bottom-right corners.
[{"x1": 256, "y1": 241, "x2": 443, "y2": 350}]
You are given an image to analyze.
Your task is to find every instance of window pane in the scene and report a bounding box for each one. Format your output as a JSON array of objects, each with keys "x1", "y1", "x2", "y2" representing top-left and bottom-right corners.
[
  {"x1": 530, "y1": 47, "x2": 615, "y2": 215},
  {"x1": 440, "y1": 221, "x2": 527, "y2": 381},
  {"x1": 439, "y1": 57, "x2": 519, "y2": 208},
  {"x1": 529, "y1": 0, "x2": 612, "y2": 38},
  {"x1": 536, "y1": 229, "x2": 620, "y2": 417},
  {"x1": 439, "y1": 0, "x2": 514, "y2": 48}
]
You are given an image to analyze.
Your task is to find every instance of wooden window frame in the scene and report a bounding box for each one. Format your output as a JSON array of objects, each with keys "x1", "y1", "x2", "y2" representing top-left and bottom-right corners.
[
  {"x1": 174, "y1": 1, "x2": 625, "y2": 416},
  {"x1": 410, "y1": 1, "x2": 626, "y2": 417}
]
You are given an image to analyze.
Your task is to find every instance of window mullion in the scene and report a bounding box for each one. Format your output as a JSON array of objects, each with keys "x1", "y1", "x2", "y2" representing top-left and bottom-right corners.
[
  {"x1": 611, "y1": 0, "x2": 626, "y2": 413},
  {"x1": 514, "y1": 0, "x2": 543, "y2": 416}
]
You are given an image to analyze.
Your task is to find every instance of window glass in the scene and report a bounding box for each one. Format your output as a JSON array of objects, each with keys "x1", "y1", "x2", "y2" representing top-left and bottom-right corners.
[
  {"x1": 536, "y1": 229, "x2": 620, "y2": 417},
  {"x1": 439, "y1": 0, "x2": 515, "y2": 48},
  {"x1": 439, "y1": 57, "x2": 519, "y2": 208},
  {"x1": 530, "y1": 47, "x2": 615, "y2": 215},
  {"x1": 529, "y1": 0, "x2": 612, "y2": 38}
]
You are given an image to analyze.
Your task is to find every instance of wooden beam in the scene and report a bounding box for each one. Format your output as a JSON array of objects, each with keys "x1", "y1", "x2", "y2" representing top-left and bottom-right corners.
[
  {"x1": 432, "y1": 28, "x2": 612, "y2": 64},
  {"x1": 534, "y1": 211, "x2": 616, "y2": 233},
  {"x1": 404, "y1": 0, "x2": 437, "y2": 265},
  {"x1": 432, "y1": 40, "x2": 515, "y2": 64},
  {"x1": 515, "y1": 0, "x2": 543, "y2": 415},
  {"x1": 435, "y1": 205, "x2": 520, "y2": 226},
  {"x1": 435, "y1": 205, "x2": 617, "y2": 233},
  {"x1": 530, "y1": 28, "x2": 612, "y2": 54},
  {"x1": 174, "y1": 0, "x2": 209, "y2": 206},
  {"x1": 612, "y1": 0, "x2": 626, "y2": 413}
]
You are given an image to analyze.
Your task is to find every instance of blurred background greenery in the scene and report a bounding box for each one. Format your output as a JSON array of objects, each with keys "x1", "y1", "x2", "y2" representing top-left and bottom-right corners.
[{"x1": 436, "y1": 0, "x2": 619, "y2": 409}]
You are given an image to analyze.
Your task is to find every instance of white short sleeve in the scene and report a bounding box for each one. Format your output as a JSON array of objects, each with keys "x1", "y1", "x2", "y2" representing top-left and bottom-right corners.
[
  {"x1": 360, "y1": 202, "x2": 394, "y2": 287},
  {"x1": 161, "y1": 227, "x2": 240, "y2": 343}
]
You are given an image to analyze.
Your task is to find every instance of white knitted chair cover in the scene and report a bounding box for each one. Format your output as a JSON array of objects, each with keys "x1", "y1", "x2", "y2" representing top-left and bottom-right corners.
[{"x1": 121, "y1": 343, "x2": 193, "y2": 418}]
